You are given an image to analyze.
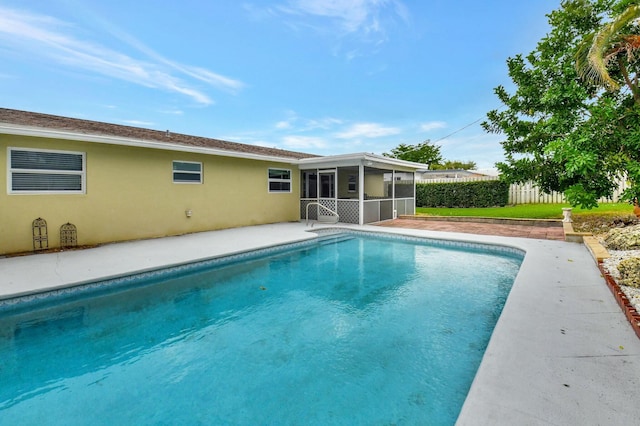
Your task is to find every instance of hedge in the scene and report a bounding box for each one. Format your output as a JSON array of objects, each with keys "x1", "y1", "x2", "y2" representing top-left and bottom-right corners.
[{"x1": 416, "y1": 180, "x2": 509, "y2": 208}]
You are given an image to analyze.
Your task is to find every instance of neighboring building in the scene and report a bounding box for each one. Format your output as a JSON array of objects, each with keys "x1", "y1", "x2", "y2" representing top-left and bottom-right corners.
[
  {"x1": 1, "y1": 108, "x2": 424, "y2": 255},
  {"x1": 416, "y1": 169, "x2": 495, "y2": 180}
]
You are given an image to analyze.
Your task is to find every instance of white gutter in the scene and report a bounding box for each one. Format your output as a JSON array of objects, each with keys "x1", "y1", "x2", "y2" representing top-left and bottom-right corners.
[{"x1": 296, "y1": 152, "x2": 427, "y2": 170}]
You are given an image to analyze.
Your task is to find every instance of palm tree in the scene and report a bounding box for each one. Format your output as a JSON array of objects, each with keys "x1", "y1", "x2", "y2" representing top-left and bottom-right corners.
[{"x1": 576, "y1": 4, "x2": 640, "y2": 103}]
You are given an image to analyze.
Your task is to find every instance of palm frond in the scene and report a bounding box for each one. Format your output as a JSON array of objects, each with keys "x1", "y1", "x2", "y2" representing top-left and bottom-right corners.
[{"x1": 576, "y1": 5, "x2": 640, "y2": 90}]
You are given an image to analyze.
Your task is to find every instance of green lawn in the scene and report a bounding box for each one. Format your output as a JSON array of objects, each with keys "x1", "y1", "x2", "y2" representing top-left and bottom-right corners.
[{"x1": 415, "y1": 203, "x2": 634, "y2": 219}]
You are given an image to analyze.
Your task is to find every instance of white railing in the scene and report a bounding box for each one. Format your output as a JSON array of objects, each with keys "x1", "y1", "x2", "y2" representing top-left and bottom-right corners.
[{"x1": 305, "y1": 202, "x2": 339, "y2": 226}]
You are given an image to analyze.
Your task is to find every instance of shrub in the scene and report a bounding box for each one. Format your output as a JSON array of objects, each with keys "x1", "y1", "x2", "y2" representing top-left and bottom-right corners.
[{"x1": 416, "y1": 180, "x2": 509, "y2": 208}]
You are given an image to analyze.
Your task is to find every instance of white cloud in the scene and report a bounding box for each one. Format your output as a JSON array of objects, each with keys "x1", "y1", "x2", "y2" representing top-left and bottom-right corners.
[
  {"x1": 335, "y1": 122, "x2": 400, "y2": 139},
  {"x1": 0, "y1": 7, "x2": 245, "y2": 104},
  {"x1": 243, "y1": 3, "x2": 279, "y2": 21},
  {"x1": 420, "y1": 121, "x2": 447, "y2": 132},
  {"x1": 303, "y1": 117, "x2": 343, "y2": 130},
  {"x1": 274, "y1": 110, "x2": 298, "y2": 129},
  {"x1": 281, "y1": 0, "x2": 371, "y2": 33},
  {"x1": 274, "y1": 112, "x2": 342, "y2": 132},
  {"x1": 281, "y1": 0, "x2": 407, "y2": 33},
  {"x1": 282, "y1": 135, "x2": 328, "y2": 149},
  {"x1": 172, "y1": 65, "x2": 244, "y2": 94},
  {"x1": 160, "y1": 109, "x2": 184, "y2": 115},
  {"x1": 102, "y1": 25, "x2": 245, "y2": 94},
  {"x1": 275, "y1": 121, "x2": 292, "y2": 129},
  {"x1": 273, "y1": 0, "x2": 409, "y2": 45}
]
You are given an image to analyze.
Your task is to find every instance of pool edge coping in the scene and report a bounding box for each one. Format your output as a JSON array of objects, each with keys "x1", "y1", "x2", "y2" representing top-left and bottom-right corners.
[{"x1": 0, "y1": 227, "x2": 525, "y2": 310}]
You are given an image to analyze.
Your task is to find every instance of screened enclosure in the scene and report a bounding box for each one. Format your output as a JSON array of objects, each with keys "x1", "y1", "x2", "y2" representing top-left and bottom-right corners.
[{"x1": 299, "y1": 155, "x2": 419, "y2": 225}]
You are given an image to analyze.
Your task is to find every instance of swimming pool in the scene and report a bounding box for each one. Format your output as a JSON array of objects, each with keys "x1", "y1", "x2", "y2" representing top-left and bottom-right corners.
[{"x1": 0, "y1": 231, "x2": 523, "y2": 425}]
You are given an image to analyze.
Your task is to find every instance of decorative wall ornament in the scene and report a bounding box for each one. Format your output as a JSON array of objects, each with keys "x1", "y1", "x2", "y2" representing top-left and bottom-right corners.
[
  {"x1": 32, "y1": 218, "x2": 48, "y2": 251},
  {"x1": 60, "y1": 223, "x2": 78, "y2": 248}
]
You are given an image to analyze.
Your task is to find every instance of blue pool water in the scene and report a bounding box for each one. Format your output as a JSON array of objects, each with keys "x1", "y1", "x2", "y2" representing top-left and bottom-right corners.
[{"x1": 0, "y1": 232, "x2": 522, "y2": 425}]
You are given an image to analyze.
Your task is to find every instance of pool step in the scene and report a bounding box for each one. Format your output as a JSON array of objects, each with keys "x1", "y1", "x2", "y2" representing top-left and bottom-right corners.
[{"x1": 316, "y1": 234, "x2": 355, "y2": 245}]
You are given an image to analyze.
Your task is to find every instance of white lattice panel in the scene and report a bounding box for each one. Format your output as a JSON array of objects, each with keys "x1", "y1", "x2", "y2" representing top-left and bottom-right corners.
[
  {"x1": 337, "y1": 200, "x2": 359, "y2": 224},
  {"x1": 300, "y1": 200, "x2": 317, "y2": 220}
]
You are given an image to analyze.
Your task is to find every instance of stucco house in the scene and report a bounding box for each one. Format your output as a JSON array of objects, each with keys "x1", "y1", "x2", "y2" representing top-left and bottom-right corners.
[{"x1": 1, "y1": 108, "x2": 424, "y2": 255}]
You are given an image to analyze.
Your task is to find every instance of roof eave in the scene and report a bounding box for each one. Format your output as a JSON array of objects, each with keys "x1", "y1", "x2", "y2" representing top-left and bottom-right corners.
[{"x1": 296, "y1": 152, "x2": 427, "y2": 171}]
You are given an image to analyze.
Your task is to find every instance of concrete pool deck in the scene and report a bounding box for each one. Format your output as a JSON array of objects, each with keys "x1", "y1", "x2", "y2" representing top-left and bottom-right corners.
[{"x1": 1, "y1": 222, "x2": 639, "y2": 424}]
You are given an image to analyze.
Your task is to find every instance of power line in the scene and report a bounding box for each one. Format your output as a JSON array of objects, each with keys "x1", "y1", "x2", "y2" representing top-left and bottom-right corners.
[
  {"x1": 432, "y1": 118, "x2": 483, "y2": 143},
  {"x1": 431, "y1": 106, "x2": 503, "y2": 143}
]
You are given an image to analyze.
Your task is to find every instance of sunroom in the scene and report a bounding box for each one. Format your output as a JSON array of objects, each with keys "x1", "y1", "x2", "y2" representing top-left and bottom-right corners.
[{"x1": 297, "y1": 153, "x2": 426, "y2": 225}]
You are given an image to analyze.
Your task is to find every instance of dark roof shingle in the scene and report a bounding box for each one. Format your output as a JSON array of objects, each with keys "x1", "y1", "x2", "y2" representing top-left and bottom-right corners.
[{"x1": 0, "y1": 108, "x2": 317, "y2": 160}]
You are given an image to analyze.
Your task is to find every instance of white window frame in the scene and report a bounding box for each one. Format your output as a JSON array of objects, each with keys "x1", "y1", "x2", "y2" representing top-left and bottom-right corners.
[
  {"x1": 268, "y1": 168, "x2": 292, "y2": 193},
  {"x1": 173, "y1": 160, "x2": 203, "y2": 184},
  {"x1": 7, "y1": 147, "x2": 86, "y2": 195}
]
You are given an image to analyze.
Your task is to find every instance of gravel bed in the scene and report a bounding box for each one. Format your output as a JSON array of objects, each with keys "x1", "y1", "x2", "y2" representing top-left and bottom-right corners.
[{"x1": 601, "y1": 249, "x2": 640, "y2": 313}]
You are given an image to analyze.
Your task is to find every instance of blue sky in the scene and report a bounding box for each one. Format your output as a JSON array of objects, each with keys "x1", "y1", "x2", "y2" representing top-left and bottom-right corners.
[{"x1": 0, "y1": 0, "x2": 561, "y2": 169}]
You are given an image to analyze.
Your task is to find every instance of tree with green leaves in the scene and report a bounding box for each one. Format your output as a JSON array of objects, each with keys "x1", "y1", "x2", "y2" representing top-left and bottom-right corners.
[
  {"x1": 383, "y1": 140, "x2": 443, "y2": 167},
  {"x1": 484, "y1": 0, "x2": 640, "y2": 208}
]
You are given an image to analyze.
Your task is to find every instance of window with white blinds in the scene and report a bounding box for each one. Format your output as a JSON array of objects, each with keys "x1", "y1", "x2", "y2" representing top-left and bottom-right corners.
[
  {"x1": 173, "y1": 161, "x2": 202, "y2": 183},
  {"x1": 268, "y1": 168, "x2": 291, "y2": 193},
  {"x1": 8, "y1": 148, "x2": 86, "y2": 194}
]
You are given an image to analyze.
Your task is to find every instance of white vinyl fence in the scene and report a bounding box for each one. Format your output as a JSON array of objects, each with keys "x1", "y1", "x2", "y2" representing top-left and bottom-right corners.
[{"x1": 416, "y1": 176, "x2": 629, "y2": 205}]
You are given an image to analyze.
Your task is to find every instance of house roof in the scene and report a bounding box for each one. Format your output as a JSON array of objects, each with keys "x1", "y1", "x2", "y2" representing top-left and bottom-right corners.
[
  {"x1": 0, "y1": 108, "x2": 315, "y2": 161},
  {"x1": 0, "y1": 108, "x2": 428, "y2": 171}
]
